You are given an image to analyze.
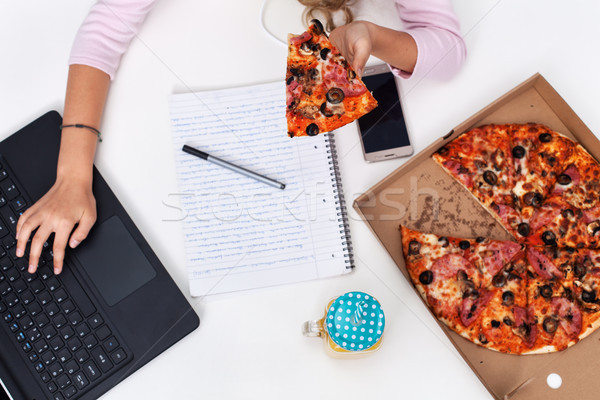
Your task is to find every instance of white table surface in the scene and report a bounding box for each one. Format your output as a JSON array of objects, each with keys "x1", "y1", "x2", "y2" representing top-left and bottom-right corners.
[{"x1": 2, "y1": 1, "x2": 600, "y2": 399}]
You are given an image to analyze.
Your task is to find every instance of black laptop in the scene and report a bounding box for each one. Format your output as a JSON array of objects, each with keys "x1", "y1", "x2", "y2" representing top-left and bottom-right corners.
[{"x1": 0, "y1": 111, "x2": 199, "y2": 400}]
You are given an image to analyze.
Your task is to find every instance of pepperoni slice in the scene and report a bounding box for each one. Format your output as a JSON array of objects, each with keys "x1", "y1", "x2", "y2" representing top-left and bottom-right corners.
[
  {"x1": 492, "y1": 204, "x2": 521, "y2": 229},
  {"x1": 322, "y1": 63, "x2": 366, "y2": 96},
  {"x1": 529, "y1": 204, "x2": 561, "y2": 232},
  {"x1": 431, "y1": 254, "x2": 474, "y2": 280},
  {"x1": 460, "y1": 289, "x2": 494, "y2": 327},
  {"x1": 480, "y1": 241, "x2": 522, "y2": 277},
  {"x1": 441, "y1": 160, "x2": 474, "y2": 188},
  {"x1": 551, "y1": 297, "x2": 583, "y2": 339},
  {"x1": 512, "y1": 306, "x2": 538, "y2": 348},
  {"x1": 526, "y1": 247, "x2": 563, "y2": 279},
  {"x1": 583, "y1": 204, "x2": 600, "y2": 223},
  {"x1": 289, "y1": 31, "x2": 312, "y2": 45}
]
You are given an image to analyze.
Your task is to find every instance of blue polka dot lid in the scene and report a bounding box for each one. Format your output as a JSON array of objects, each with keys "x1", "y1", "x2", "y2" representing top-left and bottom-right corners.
[{"x1": 325, "y1": 291, "x2": 385, "y2": 352}]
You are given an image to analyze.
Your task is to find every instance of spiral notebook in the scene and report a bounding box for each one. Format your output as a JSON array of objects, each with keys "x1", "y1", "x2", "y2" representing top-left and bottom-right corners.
[{"x1": 169, "y1": 81, "x2": 353, "y2": 296}]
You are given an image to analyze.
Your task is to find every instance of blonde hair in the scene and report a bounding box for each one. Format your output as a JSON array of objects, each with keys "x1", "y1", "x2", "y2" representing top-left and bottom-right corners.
[{"x1": 298, "y1": 0, "x2": 354, "y2": 32}]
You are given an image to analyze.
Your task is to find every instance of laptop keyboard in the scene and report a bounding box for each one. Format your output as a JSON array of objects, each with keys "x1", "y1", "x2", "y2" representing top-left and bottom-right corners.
[{"x1": 0, "y1": 162, "x2": 129, "y2": 400}]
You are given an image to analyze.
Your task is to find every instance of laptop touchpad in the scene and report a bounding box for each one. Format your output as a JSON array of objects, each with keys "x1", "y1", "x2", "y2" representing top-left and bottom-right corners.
[{"x1": 73, "y1": 215, "x2": 157, "y2": 306}]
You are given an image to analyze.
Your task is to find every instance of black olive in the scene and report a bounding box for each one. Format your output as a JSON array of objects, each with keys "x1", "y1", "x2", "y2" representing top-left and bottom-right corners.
[
  {"x1": 539, "y1": 284, "x2": 553, "y2": 299},
  {"x1": 307, "y1": 68, "x2": 319, "y2": 80},
  {"x1": 408, "y1": 240, "x2": 421, "y2": 255},
  {"x1": 419, "y1": 270, "x2": 434, "y2": 285},
  {"x1": 319, "y1": 102, "x2": 333, "y2": 117},
  {"x1": 503, "y1": 316, "x2": 513, "y2": 326},
  {"x1": 306, "y1": 123, "x2": 319, "y2": 136},
  {"x1": 289, "y1": 67, "x2": 301, "y2": 76},
  {"x1": 502, "y1": 291, "x2": 515, "y2": 306},
  {"x1": 492, "y1": 273, "x2": 506, "y2": 288},
  {"x1": 557, "y1": 174, "x2": 572, "y2": 185},
  {"x1": 483, "y1": 171, "x2": 498, "y2": 185},
  {"x1": 517, "y1": 223, "x2": 531, "y2": 237},
  {"x1": 300, "y1": 41, "x2": 313, "y2": 54},
  {"x1": 562, "y1": 209, "x2": 575, "y2": 219},
  {"x1": 539, "y1": 132, "x2": 552, "y2": 143},
  {"x1": 326, "y1": 88, "x2": 345, "y2": 104},
  {"x1": 320, "y1": 48, "x2": 330, "y2": 60},
  {"x1": 478, "y1": 334, "x2": 488, "y2": 344},
  {"x1": 523, "y1": 192, "x2": 543, "y2": 207},
  {"x1": 310, "y1": 19, "x2": 324, "y2": 35},
  {"x1": 476, "y1": 236, "x2": 486, "y2": 243},
  {"x1": 574, "y1": 263, "x2": 587, "y2": 278},
  {"x1": 286, "y1": 76, "x2": 294, "y2": 85},
  {"x1": 491, "y1": 320, "x2": 501, "y2": 329},
  {"x1": 542, "y1": 231, "x2": 557, "y2": 246},
  {"x1": 564, "y1": 287, "x2": 574, "y2": 301},
  {"x1": 507, "y1": 273, "x2": 522, "y2": 282},
  {"x1": 437, "y1": 146, "x2": 449, "y2": 156},
  {"x1": 310, "y1": 43, "x2": 320, "y2": 52},
  {"x1": 543, "y1": 316, "x2": 558, "y2": 333},
  {"x1": 459, "y1": 240, "x2": 471, "y2": 250},
  {"x1": 288, "y1": 131, "x2": 295, "y2": 138},
  {"x1": 582, "y1": 290, "x2": 597, "y2": 303},
  {"x1": 512, "y1": 145, "x2": 526, "y2": 159}
]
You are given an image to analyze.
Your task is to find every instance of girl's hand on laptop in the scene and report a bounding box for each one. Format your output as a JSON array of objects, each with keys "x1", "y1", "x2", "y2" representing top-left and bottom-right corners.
[
  {"x1": 15, "y1": 178, "x2": 97, "y2": 275},
  {"x1": 15, "y1": 64, "x2": 108, "y2": 275}
]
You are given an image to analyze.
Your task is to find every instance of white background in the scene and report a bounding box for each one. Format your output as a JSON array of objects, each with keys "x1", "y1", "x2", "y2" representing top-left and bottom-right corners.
[{"x1": 1, "y1": 0, "x2": 600, "y2": 399}]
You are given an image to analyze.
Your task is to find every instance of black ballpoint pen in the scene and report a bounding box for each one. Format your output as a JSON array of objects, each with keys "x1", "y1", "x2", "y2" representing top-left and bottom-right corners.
[{"x1": 182, "y1": 145, "x2": 286, "y2": 190}]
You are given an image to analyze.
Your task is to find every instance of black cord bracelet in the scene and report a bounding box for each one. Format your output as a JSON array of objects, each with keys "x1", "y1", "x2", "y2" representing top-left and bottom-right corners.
[{"x1": 59, "y1": 123, "x2": 103, "y2": 142}]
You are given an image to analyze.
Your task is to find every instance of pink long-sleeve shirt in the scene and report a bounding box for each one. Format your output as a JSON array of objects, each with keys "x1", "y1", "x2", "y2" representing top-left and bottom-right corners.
[{"x1": 69, "y1": 0, "x2": 466, "y2": 81}]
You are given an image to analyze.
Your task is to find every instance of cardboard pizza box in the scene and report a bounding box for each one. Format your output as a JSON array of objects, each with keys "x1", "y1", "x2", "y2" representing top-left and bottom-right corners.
[{"x1": 353, "y1": 73, "x2": 600, "y2": 400}]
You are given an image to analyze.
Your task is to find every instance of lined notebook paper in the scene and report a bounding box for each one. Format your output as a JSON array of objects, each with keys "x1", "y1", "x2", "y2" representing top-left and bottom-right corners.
[{"x1": 169, "y1": 81, "x2": 353, "y2": 296}]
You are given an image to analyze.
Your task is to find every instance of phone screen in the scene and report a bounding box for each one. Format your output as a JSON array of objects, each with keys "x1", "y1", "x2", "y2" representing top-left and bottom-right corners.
[{"x1": 358, "y1": 72, "x2": 410, "y2": 154}]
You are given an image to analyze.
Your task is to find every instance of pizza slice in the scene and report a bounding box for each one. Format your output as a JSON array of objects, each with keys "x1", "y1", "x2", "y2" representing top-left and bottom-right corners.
[
  {"x1": 463, "y1": 236, "x2": 523, "y2": 287},
  {"x1": 400, "y1": 226, "x2": 521, "y2": 346},
  {"x1": 477, "y1": 254, "x2": 533, "y2": 353},
  {"x1": 401, "y1": 226, "x2": 487, "y2": 338},
  {"x1": 524, "y1": 246, "x2": 586, "y2": 352},
  {"x1": 509, "y1": 124, "x2": 574, "y2": 206},
  {"x1": 508, "y1": 124, "x2": 576, "y2": 240},
  {"x1": 286, "y1": 19, "x2": 377, "y2": 137},
  {"x1": 526, "y1": 276, "x2": 576, "y2": 352},
  {"x1": 528, "y1": 144, "x2": 600, "y2": 248},
  {"x1": 558, "y1": 249, "x2": 600, "y2": 340}
]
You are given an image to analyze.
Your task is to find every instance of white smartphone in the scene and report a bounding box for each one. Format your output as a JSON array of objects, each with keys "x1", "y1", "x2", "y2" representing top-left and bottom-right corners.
[{"x1": 358, "y1": 64, "x2": 413, "y2": 162}]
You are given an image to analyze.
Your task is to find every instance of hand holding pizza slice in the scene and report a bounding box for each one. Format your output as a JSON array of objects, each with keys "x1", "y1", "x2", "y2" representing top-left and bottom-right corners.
[{"x1": 286, "y1": 20, "x2": 378, "y2": 137}]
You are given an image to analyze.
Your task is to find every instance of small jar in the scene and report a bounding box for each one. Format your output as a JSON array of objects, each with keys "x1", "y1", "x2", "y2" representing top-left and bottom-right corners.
[{"x1": 303, "y1": 291, "x2": 385, "y2": 358}]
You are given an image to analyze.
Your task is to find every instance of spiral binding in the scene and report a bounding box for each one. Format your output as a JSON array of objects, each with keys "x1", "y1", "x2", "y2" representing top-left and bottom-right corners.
[{"x1": 324, "y1": 133, "x2": 354, "y2": 269}]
